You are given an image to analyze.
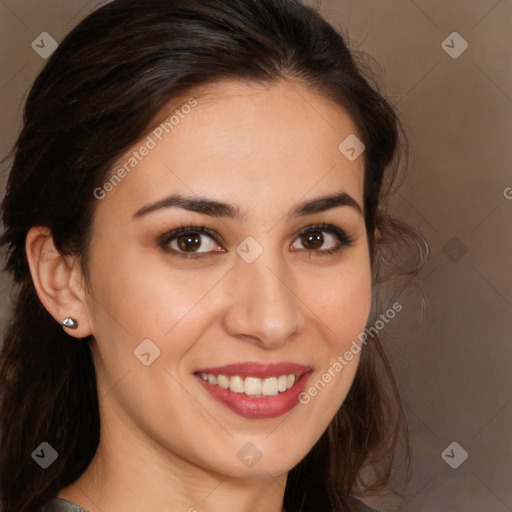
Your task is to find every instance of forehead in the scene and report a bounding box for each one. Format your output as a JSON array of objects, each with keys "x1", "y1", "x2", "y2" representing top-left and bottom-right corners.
[{"x1": 97, "y1": 79, "x2": 365, "y2": 219}]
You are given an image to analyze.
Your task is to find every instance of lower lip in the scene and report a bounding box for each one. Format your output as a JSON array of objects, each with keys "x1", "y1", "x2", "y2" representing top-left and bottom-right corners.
[{"x1": 195, "y1": 373, "x2": 311, "y2": 419}]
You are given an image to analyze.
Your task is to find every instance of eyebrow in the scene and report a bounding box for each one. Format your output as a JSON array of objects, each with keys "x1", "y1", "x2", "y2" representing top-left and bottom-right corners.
[{"x1": 132, "y1": 191, "x2": 363, "y2": 220}]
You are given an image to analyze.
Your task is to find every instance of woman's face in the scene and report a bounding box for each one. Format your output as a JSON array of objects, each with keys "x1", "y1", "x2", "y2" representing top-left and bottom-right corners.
[{"x1": 84, "y1": 79, "x2": 372, "y2": 477}]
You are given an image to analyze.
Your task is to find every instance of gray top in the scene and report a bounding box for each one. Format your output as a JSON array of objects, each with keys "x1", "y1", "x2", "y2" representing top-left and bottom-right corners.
[
  {"x1": 47, "y1": 498, "x2": 90, "y2": 512},
  {"x1": 46, "y1": 496, "x2": 379, "y2": 511}
]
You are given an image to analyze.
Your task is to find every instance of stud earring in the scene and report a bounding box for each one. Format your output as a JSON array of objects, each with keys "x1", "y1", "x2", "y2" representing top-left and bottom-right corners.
[{"x1": 61, "y1": 317, "x2": 78, "y2": 329}]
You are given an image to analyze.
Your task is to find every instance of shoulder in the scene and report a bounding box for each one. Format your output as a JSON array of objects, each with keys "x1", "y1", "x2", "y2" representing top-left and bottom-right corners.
[
  {"x1": 300, "y1": 495, "x2": 381, "y2": 512},
  {"x1": 44, "y1": 497, "x2": 90, "y2": 512},
  {"x1": 349, "y1": 496, "x2": 381, "y2": 512},
  {"x1": 44, "y1": 496, "x2": 380, "y2": 512}
]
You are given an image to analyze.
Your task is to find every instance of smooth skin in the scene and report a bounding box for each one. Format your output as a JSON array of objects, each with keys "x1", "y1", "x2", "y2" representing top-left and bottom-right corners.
[{"x1": 26, "y1": 79, "x2": 372, "y2": 512}]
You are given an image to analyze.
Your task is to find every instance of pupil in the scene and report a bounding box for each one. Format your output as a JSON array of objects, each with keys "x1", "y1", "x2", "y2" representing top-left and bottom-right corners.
[
  {"x1": 303, "y1": 231, "x2": 323, "y2": 250},
  {"x1": 178, "y1": 233, "x2": 201, "y2": 251}
]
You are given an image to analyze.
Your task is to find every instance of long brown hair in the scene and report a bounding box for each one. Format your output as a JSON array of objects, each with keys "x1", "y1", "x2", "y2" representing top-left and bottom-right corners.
[{"x1": 0, "y1": 1, "x2": 429, "y2": 511}]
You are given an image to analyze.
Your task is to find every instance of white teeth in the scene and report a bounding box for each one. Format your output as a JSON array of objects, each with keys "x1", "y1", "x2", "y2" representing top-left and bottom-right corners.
[
  {"x1": 277, "y1": 375, "x2": 288, "y2": 392},
  {"x1": 244, "y1": 377, "x2": 262, "y2": 396},
  {"x1": 262, "y1": 377, "x2": 278, "y2": 396},
  {"x1": 229, "y1": 375, "x2": 245, "y2": 393},
  {"x1": 217, "y1": 374, "x2": 230, "y2": 389},
  {"x1": 198, "y1": 372, "x2": 299, "y2": 397}
]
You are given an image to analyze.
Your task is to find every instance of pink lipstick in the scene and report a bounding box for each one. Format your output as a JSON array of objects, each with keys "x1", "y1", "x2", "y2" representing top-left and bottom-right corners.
[{"x1": 194, "y1": 362, "x2": 312, "y2": 419}]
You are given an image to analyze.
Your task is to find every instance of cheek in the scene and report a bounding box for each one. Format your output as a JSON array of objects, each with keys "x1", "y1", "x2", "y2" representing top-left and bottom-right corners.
[
  {"x1": 87, "y1": 246, "x2": 228, "y2": 357},
  {"x1": 304, "y1": 252, "x2": 372, "y2": 349}
]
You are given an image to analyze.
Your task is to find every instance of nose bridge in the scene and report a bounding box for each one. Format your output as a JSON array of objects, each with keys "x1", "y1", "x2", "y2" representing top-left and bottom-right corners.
[{"x1": 223, "y1": 247, "x2": 304, "y2": 347}]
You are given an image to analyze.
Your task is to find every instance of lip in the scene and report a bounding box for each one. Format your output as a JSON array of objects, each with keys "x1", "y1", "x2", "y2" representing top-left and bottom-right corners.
[
  {"x1": 194, "y1": 362, "x2": 311, "y2": 378},
  {"x1": 194, "y1": 362, "x2": 313, "y2": 419}
]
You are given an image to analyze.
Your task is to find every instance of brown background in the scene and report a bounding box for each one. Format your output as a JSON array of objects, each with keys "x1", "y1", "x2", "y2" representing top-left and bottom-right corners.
[{"x1": 0, "y1": 1, "x2": 511, "y2": 510}]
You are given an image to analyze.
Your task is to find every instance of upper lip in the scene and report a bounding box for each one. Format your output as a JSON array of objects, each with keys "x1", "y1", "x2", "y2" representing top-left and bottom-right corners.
[{"x1": 194, "y1": 362, "x2": 312, "y2": 378}]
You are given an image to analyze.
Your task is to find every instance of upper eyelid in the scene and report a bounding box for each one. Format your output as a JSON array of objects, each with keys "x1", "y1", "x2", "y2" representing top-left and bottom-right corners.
[
  {"x1": 159, "y1": 223, "x2": 349, "y2": 249},
  {"x1": 158, "y1": 225, "x2": 222, "y2": 246}
]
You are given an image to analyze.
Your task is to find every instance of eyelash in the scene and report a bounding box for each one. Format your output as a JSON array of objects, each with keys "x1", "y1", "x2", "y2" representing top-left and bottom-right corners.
[{"x1": 157, "y1": 222, "x2": 354, "y2": 259}]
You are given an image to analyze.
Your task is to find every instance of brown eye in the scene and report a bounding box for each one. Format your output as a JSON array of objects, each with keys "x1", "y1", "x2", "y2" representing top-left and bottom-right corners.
[
  {"x1": 162, "y1": 228, "x2": 221, "y2": 255},
  {"x1": 290, "y1": 224, "x2": 353, "y2": 255},
  {"x1": 301, "y1": 230, "x2": 324, "y2": 250},
  {"x1": 177, "y1": 233, "x2": 202, "y2": 252}
]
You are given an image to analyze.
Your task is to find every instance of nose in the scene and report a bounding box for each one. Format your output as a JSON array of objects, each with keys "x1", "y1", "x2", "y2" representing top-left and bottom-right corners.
[{"x1": 222, "y1": 253, "x2": 305, "y2": 349}]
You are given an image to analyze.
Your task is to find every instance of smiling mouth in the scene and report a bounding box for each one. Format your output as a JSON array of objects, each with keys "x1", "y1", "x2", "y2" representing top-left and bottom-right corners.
[
  {"x1": 196, "y1": 372, "x2": 299, "y2": 397},
  {"x1": 193, "y1": 362, "x2": 312, "y2": 419}
]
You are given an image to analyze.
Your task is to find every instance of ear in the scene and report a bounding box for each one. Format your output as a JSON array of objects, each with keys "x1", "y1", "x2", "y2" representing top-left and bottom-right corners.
[{"x1": 25, "y1": 226, "x2": 93, "y2": 339}]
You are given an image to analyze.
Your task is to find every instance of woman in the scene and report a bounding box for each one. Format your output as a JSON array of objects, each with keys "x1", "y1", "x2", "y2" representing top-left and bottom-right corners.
[{"x1": 0, "y1": 1, "x2": 428, "y2": 511}]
